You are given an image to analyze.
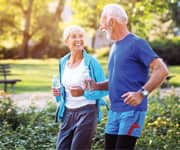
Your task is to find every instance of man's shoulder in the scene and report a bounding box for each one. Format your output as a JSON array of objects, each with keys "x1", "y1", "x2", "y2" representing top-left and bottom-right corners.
[{"x1": 131, "y1": 34, "x2": 148, "y2": 44}]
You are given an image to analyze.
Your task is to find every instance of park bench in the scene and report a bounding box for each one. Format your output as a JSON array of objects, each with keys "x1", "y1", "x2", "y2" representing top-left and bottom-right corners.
[{"x1": 0, "y1": 64, "x2": 21, "y2": 92}]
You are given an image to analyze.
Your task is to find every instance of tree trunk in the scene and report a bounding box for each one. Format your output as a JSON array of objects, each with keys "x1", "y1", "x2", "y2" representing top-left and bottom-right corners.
[
  {"x1": 55, "y1": 0, "x2": 65, "y2": 23},
  {"x1": 41, "y1": 0, "x2": 65, "y2": 50},
  {"x1": 21, "y1": 0, "x2": 34, "y2": 58},
  {"x1": 128, "y1": 0, "x2": 137, "y2": 32}
]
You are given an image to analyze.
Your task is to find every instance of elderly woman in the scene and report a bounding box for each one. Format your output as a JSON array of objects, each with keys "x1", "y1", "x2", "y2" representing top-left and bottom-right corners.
[{"x1": 52, "y1": 25, "x2": 107, "y2": 150}]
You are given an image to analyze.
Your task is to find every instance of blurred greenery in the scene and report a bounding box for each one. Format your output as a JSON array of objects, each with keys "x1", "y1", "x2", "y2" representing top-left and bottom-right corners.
[
  {"x1": 169, "y1": 66, "x2": 180, "y2": 86},
  {"x1": 0, "y1": 0, "x2": 65, "y2": 58},
  {"x1": 0, "y1": 0, "x2": 179, "y2": 58},
  {"x1": 150, "y1": 37, "x2": 180, "y2": 65},
  {"x1": 0, "y1": 59, "x2": 58, "y2": 93}
]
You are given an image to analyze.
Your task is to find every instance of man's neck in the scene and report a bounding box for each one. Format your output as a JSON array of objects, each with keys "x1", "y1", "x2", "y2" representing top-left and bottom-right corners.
[{"x1": 113, "y1": 25, "x2": 130, "y2": 41}]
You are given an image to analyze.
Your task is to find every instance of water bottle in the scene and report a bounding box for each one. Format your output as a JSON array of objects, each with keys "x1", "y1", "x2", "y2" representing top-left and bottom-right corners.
[
  {"x1": 83, "y1": 67, "x2": 92, "y2": 91},
  {"x1": 52, "y1": 76, "x2": 61, "y2": 102}
]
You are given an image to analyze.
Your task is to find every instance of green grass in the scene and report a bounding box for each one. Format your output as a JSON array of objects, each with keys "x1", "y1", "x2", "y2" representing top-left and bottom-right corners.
[
  {"x1": 0, "y1": 59, "x2": 59, "y2": 93},
  {"x1": 0, "y1": 59, "x2": 179, "y2": 93},
  {"x1": 168, "y1": 66, "x2": 180, "y2": 87}
]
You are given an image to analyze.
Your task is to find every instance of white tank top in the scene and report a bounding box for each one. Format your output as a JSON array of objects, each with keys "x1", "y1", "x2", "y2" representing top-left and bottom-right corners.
[{"x1": 62, "y1": 59, "x2": 95, "y2": 109}]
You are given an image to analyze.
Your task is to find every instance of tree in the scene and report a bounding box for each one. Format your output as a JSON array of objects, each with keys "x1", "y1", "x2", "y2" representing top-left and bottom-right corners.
[
  {"x1": 12, "y1": 0, "x2": 34, "y2": 58},
  {"x1": 0, "y1": 0, "x2": 65, "y2": 58},
  {"x1": 30, "y1": 0, "x2": 65, "y2": 58},
  {"x1": 0, "y1": 0, "x2": 22, "y2": 50},
  {"x1": 168, "y1": 0, "x2": 180, "y2": 27}
]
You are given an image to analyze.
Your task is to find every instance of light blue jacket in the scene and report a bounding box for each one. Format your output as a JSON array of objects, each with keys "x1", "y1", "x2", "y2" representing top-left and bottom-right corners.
[{"x1": 55, "y1": 50, "x2": 108, "y2": 122}]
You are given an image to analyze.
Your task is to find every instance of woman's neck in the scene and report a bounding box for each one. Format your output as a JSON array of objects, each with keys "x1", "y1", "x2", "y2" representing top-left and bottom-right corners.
[{"x1": 68, "y1": 51, "x2": 83, "y2": 68}]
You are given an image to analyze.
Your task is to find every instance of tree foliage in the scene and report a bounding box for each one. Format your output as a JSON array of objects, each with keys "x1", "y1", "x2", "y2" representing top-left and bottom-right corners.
[
  {"x1": 70, "y1": 0, "x2": 178, "y2": 43},
  {"x1": 0, "y1": 0, "x2": 65, "y2": 58},
  {"x1": 0, "y1": 0, "x2": 179, "y2": 58}
]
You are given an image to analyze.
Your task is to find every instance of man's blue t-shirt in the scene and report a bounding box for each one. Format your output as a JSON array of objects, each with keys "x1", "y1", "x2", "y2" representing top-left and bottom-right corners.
[{"x1": 108, "y1": 33, "x2": 158, "y2": 112}]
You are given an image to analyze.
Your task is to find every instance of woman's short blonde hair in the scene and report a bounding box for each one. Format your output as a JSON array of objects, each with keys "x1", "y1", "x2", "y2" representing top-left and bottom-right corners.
[{"x1": 63, "y1": 25, "x2": 85, "y2": 42}]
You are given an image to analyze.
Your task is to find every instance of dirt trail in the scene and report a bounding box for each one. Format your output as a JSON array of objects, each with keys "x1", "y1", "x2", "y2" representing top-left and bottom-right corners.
[
  {"x1": 10, "y1": 92, "x2": 56, "y2": 110},
  {"x1": 10, "y1": 88, "x2": 180, "y2": 110}
]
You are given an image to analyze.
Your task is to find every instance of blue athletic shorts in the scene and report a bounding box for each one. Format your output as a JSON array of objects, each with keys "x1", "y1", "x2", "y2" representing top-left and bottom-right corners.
[{"x1": 105, "y1": 110, "x2": 146, "y2": 137}]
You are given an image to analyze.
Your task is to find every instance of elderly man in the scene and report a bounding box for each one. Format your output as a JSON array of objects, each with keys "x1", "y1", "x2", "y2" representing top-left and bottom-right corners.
[{"x1": 85, "y1": 3, "x2": 169, "y2": 150}]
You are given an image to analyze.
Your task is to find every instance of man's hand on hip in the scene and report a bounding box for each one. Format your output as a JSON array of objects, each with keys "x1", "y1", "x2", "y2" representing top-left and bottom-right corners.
[{"x1": 121, "y1": 91, "x2": 144, "y2": 107}]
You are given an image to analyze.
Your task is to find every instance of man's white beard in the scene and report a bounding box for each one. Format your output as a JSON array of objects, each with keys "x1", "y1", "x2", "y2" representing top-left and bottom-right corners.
[
  {"x1": 105, "y1": 28, "x2": 112, "y2": 41},
  {"x1": 104, "y1": 27, "x2": 116, "y2": 43}
]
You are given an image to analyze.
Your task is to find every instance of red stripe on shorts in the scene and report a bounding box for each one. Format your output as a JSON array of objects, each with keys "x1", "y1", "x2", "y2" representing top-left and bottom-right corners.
[{"x1": 128, "y1": 123, "x2": 139, "y2": 136}]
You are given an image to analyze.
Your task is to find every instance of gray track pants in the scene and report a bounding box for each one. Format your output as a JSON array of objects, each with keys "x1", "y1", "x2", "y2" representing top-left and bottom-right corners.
[{"x1": 56, "y1": 104, "x2": 98, "y2": 150}]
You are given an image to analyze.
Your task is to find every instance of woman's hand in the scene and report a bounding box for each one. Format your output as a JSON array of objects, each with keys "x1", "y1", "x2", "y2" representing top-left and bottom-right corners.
[
  {"x1": 52, "y1": 88, "x2": 61, "y2": 96},
  {"x1": 82, "y1": 79, "x2": 97, "y2": 90},
  {"x1": 69, "y1": 86, "x2": 84, "y2": 97}
]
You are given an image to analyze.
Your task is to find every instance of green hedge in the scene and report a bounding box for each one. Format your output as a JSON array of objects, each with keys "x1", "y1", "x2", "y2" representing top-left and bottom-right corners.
[{"x1": 150, "y1": 37, "x2": 180, "y2": 65}]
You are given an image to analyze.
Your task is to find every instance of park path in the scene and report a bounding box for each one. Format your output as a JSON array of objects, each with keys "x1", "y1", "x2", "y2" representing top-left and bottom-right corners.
[
  {"x1": 10, "y1": 92, "x2": 56, "y2": 110},
  {"x1": 10, "y1": 87, "x2": 180, "y2": 110}
]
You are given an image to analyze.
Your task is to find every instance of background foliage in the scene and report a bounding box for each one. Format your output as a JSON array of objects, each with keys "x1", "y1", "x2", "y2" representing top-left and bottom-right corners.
[
  {"x1": 151, "y1": 37, "x2": 180, "y2": 65},
  {"x1": 0, "y1": 0, "x2": 179, "y2": 59},
  {"x1": 0, "y1": 91, "x2": 179, "y2": 149},
  {"x1": 0, "y1": 0, "x2": 66, "y2": 58}
]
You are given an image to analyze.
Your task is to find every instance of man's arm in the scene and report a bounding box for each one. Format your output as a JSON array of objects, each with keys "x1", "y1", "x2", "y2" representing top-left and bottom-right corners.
[
  {"x1": 95, "y1": 80, "x2": 109, "y2": 90},
  {"x1": 143, "y1": 58, "x2": 169, "y2": 93},
  {"x1": 122, "y1": 58, "x2": 169, "y2": 107},
  {"x1": 83, "y1": 80, "x2": 109, "y2": 90}
]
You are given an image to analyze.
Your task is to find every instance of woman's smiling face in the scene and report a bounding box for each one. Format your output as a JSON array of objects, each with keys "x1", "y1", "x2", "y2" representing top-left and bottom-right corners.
[{"x1": 66, "y1": 30, "x2": 84, "y2": 52}]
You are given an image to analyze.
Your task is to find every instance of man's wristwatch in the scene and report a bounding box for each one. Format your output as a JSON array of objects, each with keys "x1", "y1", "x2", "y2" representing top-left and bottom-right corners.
[{"x1": 139, "y1": 87, "x2": 149, "y2": 97}]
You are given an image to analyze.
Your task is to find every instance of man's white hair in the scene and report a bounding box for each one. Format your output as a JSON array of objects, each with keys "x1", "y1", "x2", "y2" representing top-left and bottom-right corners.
[
  {"x1": 102, "y1": 4, "x2": 128, "y2": 23},
  {"x1": 63, "y1": 25, "x2": 84, "y2": 42}
]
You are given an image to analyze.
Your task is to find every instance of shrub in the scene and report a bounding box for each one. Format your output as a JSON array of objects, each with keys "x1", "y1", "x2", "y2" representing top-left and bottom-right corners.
[
  {"x1": 135, "y1": 92, "x2": 180, "y2": 149},
  {"x1": 150, "y1": 37, "x2": 180, "y2": 65},
  {"x1": 0, "y1": 97, "x2": 59, "y2": 149},
  {"x1": 0, "y1": 48, "x2": 19, "y2": 59},
  {"x1": 0, "y1": 97, "x2": 20, "y2": 129}
]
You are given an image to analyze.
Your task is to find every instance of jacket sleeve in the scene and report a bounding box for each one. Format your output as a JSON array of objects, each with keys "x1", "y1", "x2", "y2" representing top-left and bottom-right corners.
[
  {"x1": 55, "y1": 59, "x2": 66, "y2": 122},
  {"x1": 83, "y1": 58, "x2": 108, "y2": 100},
  {"x1": 55, "y1": 59, "x2": 64, "y2": 103}
]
